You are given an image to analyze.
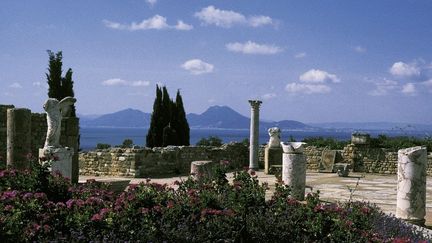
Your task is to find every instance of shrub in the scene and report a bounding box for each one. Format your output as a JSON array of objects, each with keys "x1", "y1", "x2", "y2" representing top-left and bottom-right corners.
[
  {"x1": 121, "y1": 139, "x2": 133, "y2": 148},
  {"x1": 302, "y1": 136, "x2": 348, "y2": 149},
  {"x1": 0, "y1": 160, "x2": 430, "y2": 242},
  {"x1": 196, "y1": 136, "x2": 223, "y2": 146},
  {"x1": 96, "y1": 143, "x2": 111, "y2": 149}
]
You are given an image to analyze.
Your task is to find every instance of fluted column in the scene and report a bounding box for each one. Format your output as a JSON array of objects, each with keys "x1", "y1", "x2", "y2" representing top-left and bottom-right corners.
[{"x1": 248, "y1": 100, "x2": 262, "y2": 170}]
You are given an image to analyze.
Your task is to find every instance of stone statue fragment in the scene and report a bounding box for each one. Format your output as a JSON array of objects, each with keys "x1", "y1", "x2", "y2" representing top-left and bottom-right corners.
[
  {"x1": 43, "y1": 97, "x2": 76, "y2": 148},
  {"x1": 267, "y1": 127, "x2": 281, "y2": 148}
]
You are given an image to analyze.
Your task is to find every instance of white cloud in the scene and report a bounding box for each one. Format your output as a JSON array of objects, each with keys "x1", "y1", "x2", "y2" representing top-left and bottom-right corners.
[
  {"x1": 32, "y1": 81, "x2": 42, "y2": 87},
  {"x1": 299, "y1": 69, "x2": 340, "y2": 83},
  {"x1": 294, "y1": 52, "x2": 306, "y2": 59},
  {"x1": 102, "y1": 78, "x2": 128, "y2": 86},
  {"x1": 285, "y1": 83, "x2": 331, "y2": 94},
  {"x1": 226, "y1": 41, "x2": 282, "y2": 55},
  {"x1": 389, "y1": 61, "x2": 421, "y2": 78},
  {"x1": 131, "y1": 80, "x2": 151, "y2": 87},
  {"x1": 146, "y1": 0, "x2": 157, "y2": 7},
  {"x1": 175, "y1": 20, "x2": 193, "y2": 30},
  {"x1": 194, "y1": 6, "x2": 273, "y2": 28},
  {"x1": 103, "y1": 15, "x2": 192, "y2": 31},
  {"x1": 261, "y1": 93, "x2": 277, "y2": 100},
  {"x1": 181, "y1": 59, "x2": 214, "y2": 75},
  {"x1": 368, "y1": 79, "x2": 398, "y2": 96},
  {"x1": 422, "y1": 79, "x2": 432, "y2": 92},
  {"x1": 354, "y1": 46, "x2": 366, "y2": 53},
  {"x1": 249, "y1": 15, "x2": 273, "y2": 27},
  {"x1": 401, "y1": 83, "x2": 416, "y2": 95},
  {"x1": 9, "y1": 82, "x2": 23, "y2": 89}
]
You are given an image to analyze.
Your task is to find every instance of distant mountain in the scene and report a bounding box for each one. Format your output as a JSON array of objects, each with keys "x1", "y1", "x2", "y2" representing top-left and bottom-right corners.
[
  {"x1": 79, "y1": 106, "x2": 312, "y2": 130},
  {"x1": 308, "y1": 122, "x2": 432, "y2": 132},
  {"x1": 80, "y1": 108, "x2": 151, "y2": 128}
]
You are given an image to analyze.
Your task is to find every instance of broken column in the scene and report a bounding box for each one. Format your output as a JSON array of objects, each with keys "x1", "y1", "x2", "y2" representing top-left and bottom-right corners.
[
  {"x1": 248, "y1": 100, "x2": 262, "y2": 170},
  {"x1": 281, "y1": 142, "x2": 307, "y2": 200},
  {"x1": 6, "y1": 108, "x2": 32, "y2": 169},
  {"x1": 396, "y1": 146, "x2": 427, "y2": 225}
]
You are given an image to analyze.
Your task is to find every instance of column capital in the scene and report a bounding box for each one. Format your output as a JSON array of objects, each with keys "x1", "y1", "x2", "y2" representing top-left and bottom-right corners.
[{"x1": 248, "y1": 100, "x2": 262, "y2": 109}]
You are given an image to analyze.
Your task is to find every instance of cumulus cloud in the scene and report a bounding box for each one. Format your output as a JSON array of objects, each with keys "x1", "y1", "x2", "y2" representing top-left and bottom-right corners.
[
  {"x1": 299, "y1": 69, "x2": 340, "y2": 83},
  {"x1": 389, "y1": 61, "x2": 421, "y2": 78},
  {"x1": 422, "y1": 79, "x2": 432, "y2": 92},
  {"x1": 354, "y1": 46, "x2": 366, "y2": 53},
  {"x1": 368, "y1": 79, "x2": 398, "y2": 96},
  {"x1": 146, "y1": 0, "x2": 157, "y2": 7},
  {"x1": 103, "y1": 15, "x2": 193, "y2": 31},
  {"x1": 294, "y1": 52, "x2": 306, "y2": 59},
  {"x1": 226, "y1": 41, "x2": 282, "y2": 55},
  {"x1": 194, "y1": 6, "x2": 273, "y2": 28},
  {"x1": 181, "y1": 59, "x2": 214, "y2": 75},
  {"x1": 102, "y1": 78, "x2": 150, "y2": 87},
  {"x1": 261, "y1": 93, "x2": 277, "y2": 100},
  {"x1": 285, "y1": 83, "x2": 331, "y2": 94},
  {"x1": 9, "y1": 82, "x2": 23, "y2": 89},
  {"x1": 401, "y1": 83, "x2": 416, "y2": 95}
]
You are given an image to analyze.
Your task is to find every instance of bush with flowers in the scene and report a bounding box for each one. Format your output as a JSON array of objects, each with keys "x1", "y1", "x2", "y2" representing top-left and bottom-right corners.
[{"x1": 0, "y1": 158, "x2": 430, "y2": 242}]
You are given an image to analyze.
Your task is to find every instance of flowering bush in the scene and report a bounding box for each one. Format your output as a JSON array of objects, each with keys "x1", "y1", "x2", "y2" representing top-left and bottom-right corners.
[{"x1": 0, "y1": 160, "x2": 430, "y2": 242}]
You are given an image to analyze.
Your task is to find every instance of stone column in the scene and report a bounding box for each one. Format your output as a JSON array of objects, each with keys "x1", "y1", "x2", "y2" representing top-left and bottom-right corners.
[
  {"x1": 6, "y1": 108, "x2": 32, "y2": 169},
  {"x1": 281, "y1": 142, "x2": 307, "y2": 200},
  {"x1": 248, "y1": 100, "x2": 262, "y2": 170},
  {"x1": 396, "y1": 146, "x2": 427, "y2": 225}
]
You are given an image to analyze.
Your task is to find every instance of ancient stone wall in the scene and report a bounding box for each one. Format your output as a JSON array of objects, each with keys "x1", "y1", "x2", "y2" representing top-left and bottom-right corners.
[{"x1": 79, "y1": 143, "x2": 249, "y2": 177}]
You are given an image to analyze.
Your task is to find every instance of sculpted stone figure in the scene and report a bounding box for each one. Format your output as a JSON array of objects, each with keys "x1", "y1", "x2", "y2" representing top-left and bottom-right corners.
[
  {"x1": 43, "y1": 97, "x2": 76, "y2": 148},
  {"x1": 267, "y1": 127, "x2": 281, "y2": 148}
]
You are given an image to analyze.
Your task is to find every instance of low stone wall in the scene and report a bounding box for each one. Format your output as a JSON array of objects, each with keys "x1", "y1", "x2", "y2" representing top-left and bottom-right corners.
[{"x1": 79, "y1": 143, "x2": 249, "y2": 177}]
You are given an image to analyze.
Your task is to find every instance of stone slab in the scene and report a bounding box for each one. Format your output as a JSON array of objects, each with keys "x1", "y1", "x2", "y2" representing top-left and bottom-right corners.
[
  {"x1": 320, "y1": 150, "x2": 337, "y2": 172},
  {"x1": 39, "y1": 147, "x2": 74, "y2": 180}
]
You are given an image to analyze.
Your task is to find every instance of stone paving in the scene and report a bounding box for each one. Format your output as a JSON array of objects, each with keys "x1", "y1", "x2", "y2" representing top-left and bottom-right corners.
[{"x1": 79, "y1": 171, "x2": 432, "y2": 225}]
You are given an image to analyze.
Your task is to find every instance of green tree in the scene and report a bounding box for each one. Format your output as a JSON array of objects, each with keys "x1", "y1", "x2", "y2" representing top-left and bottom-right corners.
[
  {"x1": 46, "y1": 50, "x2": 76, "y2": 117},
  {"x1": 146, "y1": 85, "x2": 163, "y2": 147},
  {"x1": 174, "y1": 90, "x2": 190, "y2": 146},
  {"x1": 196, "y1": 136, "x2": 223, "y2": 146}
]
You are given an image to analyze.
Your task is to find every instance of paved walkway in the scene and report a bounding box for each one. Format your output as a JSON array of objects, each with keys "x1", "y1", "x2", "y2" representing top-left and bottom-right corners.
[{"x1": 80, "y1": 171, "x2": 432, "y2": 225}]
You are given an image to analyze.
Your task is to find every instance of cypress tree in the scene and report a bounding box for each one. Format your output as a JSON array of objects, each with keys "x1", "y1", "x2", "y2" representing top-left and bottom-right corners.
[
  {"x1": 175, "y1": 90, "x2": 190, "y2": 146},
  {"x1": 146, "y1": 85, "x2": 163, "y2": 147},
  {"x1": 46, "y1": 50, "x2": 76, "y2": 117},
  {"x1": 46, "y1": 50, "x2": 63, "y2": 100}
]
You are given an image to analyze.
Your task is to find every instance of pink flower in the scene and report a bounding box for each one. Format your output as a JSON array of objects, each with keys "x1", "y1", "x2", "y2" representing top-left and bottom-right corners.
[
  {"x1": 167, "y1": 200, "x2": 175, "y2": 208},
  {"x1": 23, "y1": 192, "x2": 33, "y2": 200},
  {"x1": 140, "y1": 207, "x2": 150, "y2": 214},
  {"x1": 91, "y1": 213, "x2": 102, "y2": 221},
  {"x1": 220, "y1": 160, "x2": 230, "y2": 166},
  {"x1": 4, "y1": 205, "x2": 14, "y2": 211}
]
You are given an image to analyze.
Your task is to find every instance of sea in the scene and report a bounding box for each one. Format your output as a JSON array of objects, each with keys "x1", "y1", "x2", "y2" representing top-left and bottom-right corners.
[{"x1": 79, "y1": 127, "x2": 430, "y2": 151}]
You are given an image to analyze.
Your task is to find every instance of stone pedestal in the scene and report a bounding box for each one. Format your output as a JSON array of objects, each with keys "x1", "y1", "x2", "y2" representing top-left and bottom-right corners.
[
  {"x1": 248, "y1": 100, "x2": 262, "y2": 170},
  {"x1": 7, "y1": 108, "x2": 32, "y2": 169},
  {"x1": 396, "y1": 146, "x2": 427, "y2": 225},
  {"x1": 39, "y1": 147, "x2": 74, "y2": 180},
  {"x1": 281, "y1": 142, "x2": 307, "y2": 200},
  {"x1": 190, "y1": 160, "x2": 214, "y2": 181},
  {"x1": 264, "y1": 146, "x2": 282, "y2": 174}
]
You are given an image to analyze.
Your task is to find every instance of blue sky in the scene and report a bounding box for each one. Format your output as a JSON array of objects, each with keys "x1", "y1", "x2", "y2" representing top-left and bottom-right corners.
[{"x1": 1, "y1": 0, "x2": 432, "y2": 123}]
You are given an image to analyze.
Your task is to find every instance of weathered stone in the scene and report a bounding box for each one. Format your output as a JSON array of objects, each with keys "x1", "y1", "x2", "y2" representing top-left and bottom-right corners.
[
  {"x1": 248, "y1": 100, "x2": 262, "y2": 170},
  {"x1": 39, "y1": 147, "x2": 74, "y2": 180},
  {"x1": 7, "y1": 108, "x2": 32, "y2": 169},
  {"x1": 190, "y1": 160, "x2": 214, "y2": 181},
  {"x1": 320, "y1": 150, "x2": 337, "y2": 172},
  {"x1": 396, "y1": 146, "x2": 427, "y2": 225},
  {"x1": 264, "y1": 146, "x2": 282, "y2": 174},
  {"x1": 281, "y1": 142, "x2": 307, "y2": 200},
  {"x1": 267, "y1": 127, "x2": 281, "y2": 148}
]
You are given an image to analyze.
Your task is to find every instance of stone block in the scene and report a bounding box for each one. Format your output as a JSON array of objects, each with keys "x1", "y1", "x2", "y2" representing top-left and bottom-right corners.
[
  {"x1": 264, "y1": 146, "x2": 282, "y2": 174},
  {"x1": 39, "y1": 147, "x2": 74, "y2": 181}
]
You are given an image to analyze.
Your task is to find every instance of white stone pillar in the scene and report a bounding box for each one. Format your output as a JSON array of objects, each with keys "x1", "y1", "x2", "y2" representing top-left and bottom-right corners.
[
  {"x1": 396, "y1": 146, "x2": 427, "y2": 225},
  {"x1": 248, "y1": 100, "x2": 262, "y2": 170},
  {"x1": 281, "y1": 142, "x2": 307, "y2": 200}
]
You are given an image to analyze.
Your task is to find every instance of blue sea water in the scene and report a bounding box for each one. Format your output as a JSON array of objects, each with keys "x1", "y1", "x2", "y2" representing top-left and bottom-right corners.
[{"x1": 79, "y1": 127, "x2": 429, "y2": 151}]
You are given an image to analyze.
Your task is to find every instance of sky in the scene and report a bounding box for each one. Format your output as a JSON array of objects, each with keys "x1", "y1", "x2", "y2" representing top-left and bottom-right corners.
[{"x1": 1, "y1": 0, "x2": 432, "y2": 123}]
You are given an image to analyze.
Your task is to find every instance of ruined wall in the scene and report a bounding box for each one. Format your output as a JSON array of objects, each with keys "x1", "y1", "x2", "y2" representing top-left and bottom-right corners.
[{"x1": 79, "y1": 143, "x2": 249, "y2": 177}]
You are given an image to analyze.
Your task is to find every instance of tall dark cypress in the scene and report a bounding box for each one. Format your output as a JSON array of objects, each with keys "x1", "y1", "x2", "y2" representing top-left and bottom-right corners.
[
  {"x1": 175, "y1": 90, "x2": 190, "y2": 146},
  {"x1": 46, "y1": 50, "x2": 76, "y2": 117},
  {"x1": 46, "y1": 50, "x2": 63, "y2": 100},
  {"x1": 146, "y1": 85, "x2": 163, "y2": 147}
]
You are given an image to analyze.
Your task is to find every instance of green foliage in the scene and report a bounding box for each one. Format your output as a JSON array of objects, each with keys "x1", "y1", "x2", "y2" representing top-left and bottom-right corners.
[
  {"x1": 146, "y1": 85, "x2": 190, "y2": 147},
  {"x1": 121, "y1": 139, "x2": 133, "y2": 148},
  {"x1": 196, "y1": 136, "x2": 223, "y2": 146},
  {"x1": 96, "y1": 143, "x2": 111, "y2": 149},
  {"x1": 46, "y1": 50, "x2": 76, "y2": 117},
  {"x1": 370, "y1": 134, "x2": 432, "y2": 151},
  {"x1": 1, "y1": 162, "x2": 428, "y2": 242},
  {"x1": 302, "y1": 136, "x2": 348, "y2": 149}
]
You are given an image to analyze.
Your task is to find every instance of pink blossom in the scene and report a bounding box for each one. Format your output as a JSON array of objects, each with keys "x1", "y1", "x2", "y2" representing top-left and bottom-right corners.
[{"x1": 91, "y1": 213, "x2": 102, "y2": 221}]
